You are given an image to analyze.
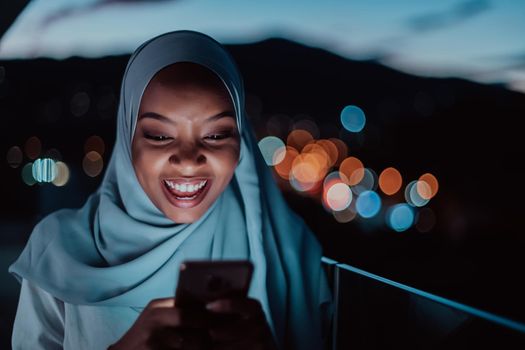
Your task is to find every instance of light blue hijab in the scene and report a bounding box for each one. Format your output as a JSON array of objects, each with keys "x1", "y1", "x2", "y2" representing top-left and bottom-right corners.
[{"x1": 9, "y1": 30, "x2": 330, "y2": 349}]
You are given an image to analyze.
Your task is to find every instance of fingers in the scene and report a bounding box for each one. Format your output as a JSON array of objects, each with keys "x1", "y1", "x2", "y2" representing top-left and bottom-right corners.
[
  {"x1": 147, "y1": 297, "x2": 176, "y2": 308},
  {"x1": 148, "y1": 307, "x2": 209, "y2": 329}
]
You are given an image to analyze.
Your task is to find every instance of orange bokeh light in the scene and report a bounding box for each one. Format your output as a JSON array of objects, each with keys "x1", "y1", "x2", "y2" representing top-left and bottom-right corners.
[
  {"x1": 24, "y1": 136, "x2": 41, "y2": 160},
  {"x1": 84, "y1": 135, "x2": 105, "y2": 155},
  {"x1": 379, "y1": 167, "x2": 403, "y2": 195},
  {"x1": 329, "y1": 138, "x2": 348, "y2": 166},
  {"x1": 274, "y1": 146, "x2": 299, "y2": 180},
  {"x1": 339, "y1": 156, "x2": 364, "y2": 186},
  {"x1": 287, "y1": 129, "x2": 314, "y2": 152},
  {"x1": 315, "y1": 139, "x2": 339, "y2": 168},
  {"x1": 418, "y1": 173, "x2": 439, "y2": 199},
  {"x1": 291, "y1": 152, "x2": 327, "y2": 184}
]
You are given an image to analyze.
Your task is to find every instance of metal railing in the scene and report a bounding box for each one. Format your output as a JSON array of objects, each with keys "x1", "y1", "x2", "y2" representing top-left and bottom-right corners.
[{"x1": 321, "y1": 257, "x2": 525, "y2": 349}]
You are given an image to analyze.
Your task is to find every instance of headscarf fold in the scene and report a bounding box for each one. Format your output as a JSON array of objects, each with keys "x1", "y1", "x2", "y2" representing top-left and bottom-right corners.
[{"x1": 9, "y1": 30, "x2": 330, "y2": 349}]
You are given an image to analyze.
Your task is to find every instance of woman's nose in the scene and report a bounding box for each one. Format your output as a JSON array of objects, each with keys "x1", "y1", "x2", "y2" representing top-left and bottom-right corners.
[{"x1": 168, "y1": 142, "x2": 206, "y2": 168}]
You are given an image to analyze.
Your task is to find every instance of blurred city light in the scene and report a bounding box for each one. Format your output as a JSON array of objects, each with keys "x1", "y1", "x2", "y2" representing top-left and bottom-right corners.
[
  {"x1": 418, "y1": 173, "x2": 439, "y2": 199},
  {"x1": 70, "y1": 91, "x2": 90, "y2": 117},
  {"x1": 339, "y1": 156, "x2": 364, "y2": 186},
  {"x1": 21, "y1": 163, "x2": 36, "y2": 186},
  {"x1": 351, "y1": 168, "x2": 377, "y2": 195},
  {"x1": 356, "y1": 190, "x2": 381, "y2": 218},
  {"x1": 273, "y1": 146, "x2": 299, "y2": 180},
  {"x1": 286, "y1": 129, "x2": 313, "y2": 152},
  {"x1": 84, "y1": 135, "x2": 106, "y2": 156},
  {"x1": 24, "y1": 136, "x2": 41, "y2": 160},
  {"x1": 293, "y1": 119, "x2": 320, "y2": 139},
  {"x1": 328, "y1": 138, "x2": 348, "y2": 166},
  {"x1": 379, "y1": 167, "x2": 403, "y2": 195},
  {"x1": 405, "y1": 180, "x2": 430, "y2": 207},
  {"x1": 333, "y1": 205, "x2": 357, "y2": 223},
  {"x1": 386, "y1": 203, "x2": 415, "y2": 232},
  {"x1": 315, "y1": 139, "x2": 338, "y2": 167},
  {"x1": 326, "y1": 182, "x2": 353, "y2": 211},
  {"x1": 340, "y1": 105, "x2": 366, "y2": 132},
  {"x1": 6, "y1": 146, "x2": 23, "y2": 168},
  {"x1": 52, "y1": 161, "x2": 70, "y2": 187},
  {"x1": 83, "y1": 151, "x2": 104, "y2": 177},
  {"x1": 258, "y1": 136, "x2": 286, "y2": 166},
  {"x1": 32, "y1": 158, "x2": 57, "y2": 183}
]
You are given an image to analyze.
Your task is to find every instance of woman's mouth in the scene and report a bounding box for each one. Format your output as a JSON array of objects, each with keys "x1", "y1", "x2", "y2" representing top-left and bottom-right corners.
[{"x1": 162, "y1": 178, "x2": 211, "y2": 208}]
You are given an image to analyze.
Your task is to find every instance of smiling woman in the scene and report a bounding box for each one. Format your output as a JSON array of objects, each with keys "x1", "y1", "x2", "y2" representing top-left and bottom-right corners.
[
  {"x1": 8, "y1": 30, "x2": 331, "y2": 350},
  {"x1": 132, "y1": 63, "x2": 241, "y2": 223}
]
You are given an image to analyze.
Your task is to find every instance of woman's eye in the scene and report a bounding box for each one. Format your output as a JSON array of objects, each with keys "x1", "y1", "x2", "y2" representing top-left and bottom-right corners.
[
  {"x1": 205, "y1": 133, "x2": 231, "y2": 141},
  {"x1": 144, "y1": 133, "x2": 172, "y2": 142}
]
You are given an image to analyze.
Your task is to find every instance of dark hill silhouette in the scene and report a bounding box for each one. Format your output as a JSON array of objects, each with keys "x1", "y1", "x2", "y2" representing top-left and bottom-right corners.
[{"x1": 1, "y1": 38, "x2": 524, "y2": 321}]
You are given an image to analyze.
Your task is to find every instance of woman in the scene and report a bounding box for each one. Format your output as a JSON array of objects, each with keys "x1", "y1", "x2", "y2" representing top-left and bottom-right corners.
[{"x1": 9, "y1": 30, "x2": 332, "y2": 349}]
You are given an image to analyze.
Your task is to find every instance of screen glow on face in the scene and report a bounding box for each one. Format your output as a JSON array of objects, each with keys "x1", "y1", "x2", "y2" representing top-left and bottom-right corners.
[{"x1": 132, "y1": 63, "x2": 240, "y2": 223}]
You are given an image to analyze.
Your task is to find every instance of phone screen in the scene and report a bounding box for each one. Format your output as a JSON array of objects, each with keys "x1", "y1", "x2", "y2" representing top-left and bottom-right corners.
[{"x1": 175, "y1": 260, "x2": 253, "y2": 309}]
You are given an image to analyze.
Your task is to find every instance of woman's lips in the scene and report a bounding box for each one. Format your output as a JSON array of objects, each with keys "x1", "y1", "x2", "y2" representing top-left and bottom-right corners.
[{"x1": 161, "y1": 178, "x2": 211, "y2": 209}]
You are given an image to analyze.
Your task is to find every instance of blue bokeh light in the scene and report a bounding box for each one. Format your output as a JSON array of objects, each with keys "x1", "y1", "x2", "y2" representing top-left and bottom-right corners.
[
  {"x1": 405, "y1": 180, "x2": 430, "y2": 207},
  {"x1": 32, "y1": 158, "x2": 57, "y2": 183},
  {"x1": 258, "y1": 136, "x2": 285, "y2": 166},
  {"x1": 356, "y1": 190, "x2": 381, "y2": 218},
  {"x1": 340, "y1": 105, "x2": 366, "y2": 133},
  {"x1": 387, "y1": 203, "x2": 415, "y2": 232}
]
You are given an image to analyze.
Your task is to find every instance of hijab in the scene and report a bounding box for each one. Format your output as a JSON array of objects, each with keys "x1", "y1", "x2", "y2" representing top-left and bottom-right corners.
[{"x1": 9, "y1": 30, "x2": 330, "y2": 349}]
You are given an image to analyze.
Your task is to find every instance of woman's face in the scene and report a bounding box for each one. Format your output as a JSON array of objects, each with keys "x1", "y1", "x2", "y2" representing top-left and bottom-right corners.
[{"x1": 132, "y1": 64, "x2": 240, "y2": 223}]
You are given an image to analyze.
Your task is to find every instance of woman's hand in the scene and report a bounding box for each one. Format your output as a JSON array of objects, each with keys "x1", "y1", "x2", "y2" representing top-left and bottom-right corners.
[
  {"x1": 206, "y1": 297, "x2": 278, "y2": 350},
  {"x1": 108, "y1": 297, "x2": 209, "y2": 350}
]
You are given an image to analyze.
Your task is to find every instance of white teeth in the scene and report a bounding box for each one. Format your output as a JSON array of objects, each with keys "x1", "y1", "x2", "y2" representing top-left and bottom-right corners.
[{"x1": 165, "y1": 180, "x2": 207, "y2": 193}]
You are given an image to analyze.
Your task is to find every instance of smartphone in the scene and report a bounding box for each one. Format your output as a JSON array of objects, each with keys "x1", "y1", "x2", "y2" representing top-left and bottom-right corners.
[{"x1": 175, "y1": 260, "x2": 253, "y2": 309}]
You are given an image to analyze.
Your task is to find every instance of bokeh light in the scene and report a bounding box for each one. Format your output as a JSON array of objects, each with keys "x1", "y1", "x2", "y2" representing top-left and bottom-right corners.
[
  {"x1": 356, "y1": 190, "x2": 381, "y2": 218},
  {"x1": 274, "y1": 146, "x2": 299, "y2": 180},
  {"x1": 83, "y1": 151, "x2": 104, "y2": 177},
  {"x1": 24, "y1": 136, "x2": 41, "y2": 160},
  {"x1": 340, "y1": 105, "x2": 366, "y2": 132},
  {"x1": 329, "y1": 138, "x2": 348, "y2": 166},
  {"x1": 290, "y1": 153, "x2": 326, "y2": 187},
  {"x1": 326, "y1": 183, "x2": 353, "y2": 211},
  {"x1": 379, "y1": 167, "x2": 403, "y2": 195},
  {"x1": 258, "y1": 136, "x2": 286, "y2": 166},
  {"x1": 405, "y1": 180, "x2": 430, "y2": 207},
  {"x1": 387, "y1": 203, "x2": 415, "y2": 232},
  {"x1": 287, "y1": 129, "x2": 314, "y2": 152},
  {"x1": 293, "y1": 119, "x2": 320, "y2": 139},
  {"x1": 289, "y1": 169, "x2": 316, "y2": 192},
  {"x1": 32, "y1": 158, "x2": 57, "y2": 183},
  {"x1": 52, "y1": 161, "x2": 70, "y2": 187},
  {"x1": 6, "y1": 146, "x2": 23, "y2": 168},
  {"x1": 84, "y1": 135, "x2": 106, "y2": 156},
  {"x1": 418, "y1": 173, "x2": 439, "y2": 199},
  {"x1": 21, "y1": 162, "x2": 36, "y2": 186},
  {"x1": 315, "y1": 139, "x2": 338, "y2": 168},
  {"x1": 70, "y1": 91, "x2": 90, "y2": 117},
  {"x1": 339, "y1": 156, "x2": 364, "y2": 186},
  {"x1": 415, "y1": 207, "x2": 437, "y2": 233},
  {"x1": 333, "y1": 205, "x2": 357, "y2": 223},
  {"x1": 351, "y1": 168, "x2": 377, "y2": 195}
]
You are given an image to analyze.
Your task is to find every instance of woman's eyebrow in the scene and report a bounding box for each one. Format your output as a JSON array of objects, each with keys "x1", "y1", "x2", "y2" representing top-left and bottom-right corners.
[
  {"x1": 206, "y1": 111, "x2": 235, "y2": 122},
  {"x1": 138, "y1": 111, "x2": 235, "y2": 124}
]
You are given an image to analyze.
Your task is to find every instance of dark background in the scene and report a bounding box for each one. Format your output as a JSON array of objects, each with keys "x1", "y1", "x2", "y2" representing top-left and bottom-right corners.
[{"x1": 1, "y1": 37, "x2": 525, "y2": 347}]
